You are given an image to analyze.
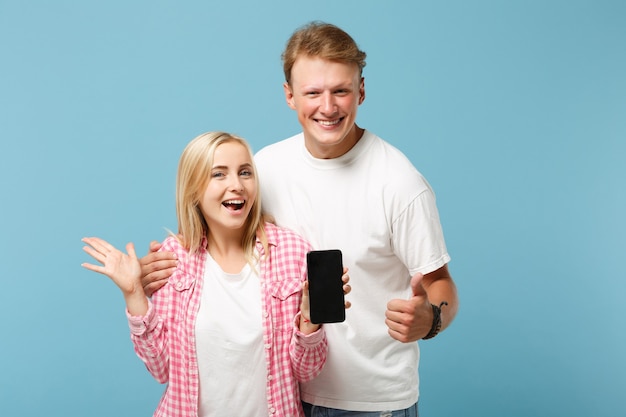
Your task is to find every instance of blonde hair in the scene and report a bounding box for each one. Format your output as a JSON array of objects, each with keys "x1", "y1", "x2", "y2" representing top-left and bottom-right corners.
[
  {"x1": 282, "y1": 21, "x2": 367, "y2": 85},
  {"x1": 175, "y1": 131, "x2": 270, "y2": 265}
]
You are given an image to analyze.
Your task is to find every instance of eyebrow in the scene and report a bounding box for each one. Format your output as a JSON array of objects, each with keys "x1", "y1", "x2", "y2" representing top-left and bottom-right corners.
[
  {"x1": 301, "y1": 82, "x2": 353, "y2": 91},
  {"x1": 211, "y1": 163, "x2": 254, "y2": 170}
]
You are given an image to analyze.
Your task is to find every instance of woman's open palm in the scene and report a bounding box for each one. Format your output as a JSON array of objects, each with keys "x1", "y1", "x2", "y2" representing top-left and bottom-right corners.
[{"x1": 82, "y1": 237, "x2": 143, "y2": 296}]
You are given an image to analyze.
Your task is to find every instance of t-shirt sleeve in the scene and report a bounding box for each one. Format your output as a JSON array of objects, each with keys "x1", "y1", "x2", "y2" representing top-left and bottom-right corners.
[{"x1": 391, "y1": 188, "x2": 451, "y2": 276}]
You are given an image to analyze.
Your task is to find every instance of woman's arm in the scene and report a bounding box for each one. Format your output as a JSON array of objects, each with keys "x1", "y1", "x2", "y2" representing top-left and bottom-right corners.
[{"x1": 290, "y1": 267, "x2": 351, "y2": 381}]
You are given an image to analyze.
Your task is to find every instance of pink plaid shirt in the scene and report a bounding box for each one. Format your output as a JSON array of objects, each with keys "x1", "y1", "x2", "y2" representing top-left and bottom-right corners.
[{"x1": 127, "y1": 223, "x2": 327, "y2": 417}]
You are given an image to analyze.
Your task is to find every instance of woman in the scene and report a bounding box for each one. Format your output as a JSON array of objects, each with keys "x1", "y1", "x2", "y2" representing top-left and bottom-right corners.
[{"x1": 82, "y1": 131, "x2": 350, "y2": 417}]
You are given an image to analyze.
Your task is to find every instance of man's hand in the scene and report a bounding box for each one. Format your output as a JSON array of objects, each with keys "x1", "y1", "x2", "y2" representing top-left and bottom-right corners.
[
  {"x1": 140, "y1": 240, "x2": 177, "y2": 297},
  {"x1": 385, "y1": 272, "x2": 433, "y2": 342},
  {"x1": 385, "y1": 264, "x2": 458, "y2": 343}
]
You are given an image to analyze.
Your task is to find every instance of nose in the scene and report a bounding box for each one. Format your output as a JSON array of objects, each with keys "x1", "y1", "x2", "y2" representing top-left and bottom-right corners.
[
  {"x1": 320, "y1": 92, "x2": 337, "y2": 114},
  {"x1": 229, "y1": 176, "x2": 244, "y2": 192}
]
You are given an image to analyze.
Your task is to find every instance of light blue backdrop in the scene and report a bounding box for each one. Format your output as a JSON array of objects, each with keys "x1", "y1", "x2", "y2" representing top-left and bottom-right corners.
[{"x1": 1, "y1": 1, "x2": 624, "y2": 416}]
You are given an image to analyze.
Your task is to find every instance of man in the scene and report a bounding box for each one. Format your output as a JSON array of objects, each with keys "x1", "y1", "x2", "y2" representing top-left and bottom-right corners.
[{"x1": 141, "y1": 21, "x2": 458, "y2": 417}]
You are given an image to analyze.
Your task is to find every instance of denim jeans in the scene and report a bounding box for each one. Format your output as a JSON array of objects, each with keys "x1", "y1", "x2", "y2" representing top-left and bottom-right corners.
[{"x1": 302, "y1": 402, "x2": 419, "y2": 417}]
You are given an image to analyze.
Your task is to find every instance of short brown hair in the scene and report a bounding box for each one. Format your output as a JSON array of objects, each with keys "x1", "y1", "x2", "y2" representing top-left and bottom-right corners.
[{"x1": 282, "y1": 21, "x2": 367, "y2": 84}]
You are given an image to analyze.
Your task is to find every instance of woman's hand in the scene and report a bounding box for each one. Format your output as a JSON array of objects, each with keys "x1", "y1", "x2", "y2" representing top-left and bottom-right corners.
[
  {"x1": 341, "y1": 268, "x2": 352, "y2": 309},
  {"x1": 82, "y1": 237, "x2": 148, "y2": 315},
  {"x1": 299, "y1": 267, "x2": 351, "y2": 333}
]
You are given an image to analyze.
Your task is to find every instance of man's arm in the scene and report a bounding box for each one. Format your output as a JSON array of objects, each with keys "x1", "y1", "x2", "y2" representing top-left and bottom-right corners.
[
  {"x1": 420, "y1": 264, "x2": 458, "y2": 333},
  {"x1": 140, "y1": 240, "x2": 178, "y2": 297},
  {"x1": 385, "y1": 264, "x2": 458, "y2": 343}
]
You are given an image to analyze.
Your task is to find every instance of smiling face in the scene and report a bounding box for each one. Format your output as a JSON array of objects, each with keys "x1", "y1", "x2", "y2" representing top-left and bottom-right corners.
[
  {"x1": 198, "y1": 141, "x2": 258, "y2": 238},
  {"x1": 284, "y1": 55, "x2": 365, "y2": 159}
]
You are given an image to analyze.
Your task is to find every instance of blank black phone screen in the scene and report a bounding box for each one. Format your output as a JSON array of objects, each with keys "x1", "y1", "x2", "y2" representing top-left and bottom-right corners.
[{"x1": 307, "y1": 249, "x2": 345, "y2": 324}]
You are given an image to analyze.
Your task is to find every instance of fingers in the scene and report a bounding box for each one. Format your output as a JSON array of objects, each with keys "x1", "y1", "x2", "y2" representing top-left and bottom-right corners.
[
  {"x1": 410, "y1": 272, "x2": 426, "y2": 298},
  {"x1": 82, "y1": 237, "x2": 133, "y2": 264},
  {"x1": 385, "y1": 294, "x2": 433, "y2": 342},
  {"x1": 140, "y1": 251, "x2": 177, "y2": 269},
  {"x1": 386, "y1": 318, "x2": 410, "y2": 342},
  {"x1": 140, "y1": 265, "x2": 176, "y2": 286},
  {"x1": 143, "y1": 278, "x2": 169, "y2": 298},
  {"x1": 385, "y1": 312, "x2": 430, "y2": 343},
  {"x1": 140, "y1": 260, "x2": 177, "y2": 281},
  {"x1": 82, "y1": 237, "x2": 115, "y2": 255},
  {"x1": 81, "y1": 261, "x2": 105, "y2": 275},
  {"x1": 343, "y1": 281, "x2": 352, "y2": 305},
  {"x1": 82, "y1": 244, "x2": 106, "y2": 266},
  {"x1": 82, "y1": 237, "x2": 128, "y2": 268},
  {"x1": 385, "y1": 308, "x2": 415, "y2": 342},
  {"x1": 299, "y1": 280, "x2": 312, "y2": 323},
  {"x1": 82, "y1": 237, "x2": 114, "y2": 266},
  {"x1": 341, "y1": 267, "x2": 351, "y2": 308},
  {"x1": 139, "y1": 250, "x2": 177, "y2": 297},
  {"x1": 342, "y1": 267, "x2": 351, "y2": 291},
  {"x1": 148, "y1": 240, "x2": 162, "y2": 253},
  {"x1": 126, "y1": 242, "x2": 138, "y2": 260},
  {"x1": 81, "y1": 237, "x2": 144, "y2": 295}
]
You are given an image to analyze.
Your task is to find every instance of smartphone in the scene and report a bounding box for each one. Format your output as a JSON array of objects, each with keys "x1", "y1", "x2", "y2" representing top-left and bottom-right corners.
[{"x1": 306, "y1": 249, "x2": 345, "y2": 324}]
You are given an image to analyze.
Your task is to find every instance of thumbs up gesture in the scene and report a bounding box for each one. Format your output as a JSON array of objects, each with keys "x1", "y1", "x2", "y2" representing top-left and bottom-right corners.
[{"x1": 385, "y1": 272, "x2": 433, "y2": 343}]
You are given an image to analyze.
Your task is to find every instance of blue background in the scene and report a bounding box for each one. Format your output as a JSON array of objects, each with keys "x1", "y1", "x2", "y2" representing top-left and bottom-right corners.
[{"x1": 1, "y1": 1, "x2": 624, "y2": 416}]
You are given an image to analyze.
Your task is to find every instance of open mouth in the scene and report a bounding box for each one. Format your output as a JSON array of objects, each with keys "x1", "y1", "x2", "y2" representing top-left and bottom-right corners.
[
  {"x1": 316, "y1": 117, "x2": 343, "y2": 127},
  {"x1": 222, "y1": 199, "x2": 245, "y2": 211}
]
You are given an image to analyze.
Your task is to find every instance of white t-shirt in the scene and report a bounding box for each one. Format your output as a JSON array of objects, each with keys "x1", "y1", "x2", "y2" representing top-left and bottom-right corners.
[
  {"x1": 255, "y1": 130, "x2": 450, "y2": 411},
  {"x1": 195, "y1": 255, "x2": 268, "y2": 417}
]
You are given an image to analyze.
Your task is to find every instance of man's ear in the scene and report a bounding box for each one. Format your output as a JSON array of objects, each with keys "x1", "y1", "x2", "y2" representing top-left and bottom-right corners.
[
  {"x1": 283, "y1": 82, "x2": 296, "y2": 110},
  {"x1": 358, "y1": 77, "x2": 366, "y2": 105}
]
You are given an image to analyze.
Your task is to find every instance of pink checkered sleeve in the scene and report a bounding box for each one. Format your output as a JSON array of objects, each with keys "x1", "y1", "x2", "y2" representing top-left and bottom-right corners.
[
  {"x1": 126, "y1": 300, "x2": 169, "y2": 383},
  {"x1": 291, "y1": 313, "x2": 328, "y2": 381},
  {"x1": 126, "y1": 236, "x2": 204, "y2": 417}
]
